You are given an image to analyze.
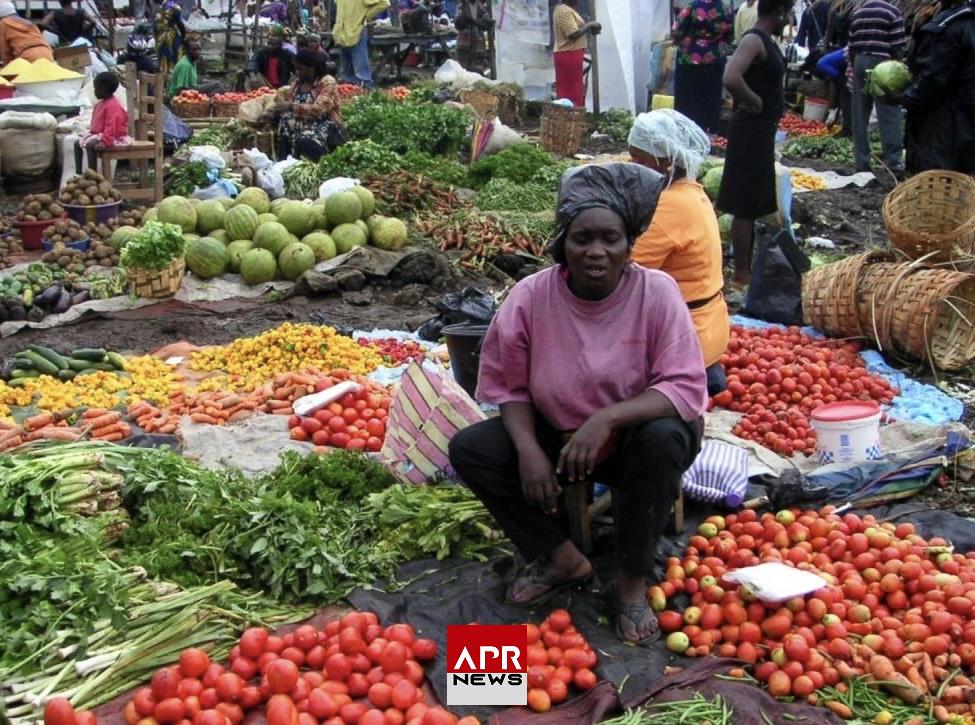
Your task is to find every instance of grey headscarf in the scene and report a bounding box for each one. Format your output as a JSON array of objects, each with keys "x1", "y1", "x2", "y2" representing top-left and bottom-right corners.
[{"x1": 549, "y1": 162, "x2": 667, "y2": 262}]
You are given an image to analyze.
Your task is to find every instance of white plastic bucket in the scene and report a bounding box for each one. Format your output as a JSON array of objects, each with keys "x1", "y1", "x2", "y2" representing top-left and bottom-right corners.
[
  {"x1": 803, "y1": 97, "x2": 830, "y2": 122},
  {"x1": 810, "y1": 401, "x2": 882, "y2": 465}
]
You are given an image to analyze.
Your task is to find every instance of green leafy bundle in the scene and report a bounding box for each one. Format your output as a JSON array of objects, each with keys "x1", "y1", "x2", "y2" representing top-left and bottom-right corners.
[
  {"x1": 164, "y1": 160, "x2": 211, "y2": 197},
  {"x1": 474, "y1": 178, "x2": 556, "y2": 213},
  {"x1": 468, "y1": 144, "x2": 559, "y2": 187},
  {"x1": 317, "y1": 139, "x2": 405, "y2": 180},
  {"x1": 120, "y1": 221, "x2": 186, "y2": 270},
  {"x1": 344, "y1": 93, "x2": 469, "y2": 156},
  {"x1": 590, "y1": 108, "x2": 635, "y2": 143},
  {"x1": 399, "y1": 150, "x2": 472, "y2": 188}
]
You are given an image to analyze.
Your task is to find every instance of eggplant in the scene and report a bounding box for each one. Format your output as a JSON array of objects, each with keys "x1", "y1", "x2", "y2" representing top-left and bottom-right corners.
[
  {"x1": 35, "y1": 285, "x2": 62, "y2": 309},
  {"x1": 52, "y1": 290, "x2": 72, "y2": 314},
  {"x1": 71, "y1": 289, "x2": 90, "y2": 305},
  {"x1": 7, "y1": 305, "x2": 26, "y2": 321},
  {"x1": 27, "y1": 307, "x2": 45, "y2": 322}
]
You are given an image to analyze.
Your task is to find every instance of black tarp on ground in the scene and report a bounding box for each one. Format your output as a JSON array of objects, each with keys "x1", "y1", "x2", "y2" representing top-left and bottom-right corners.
[{"x1": 348, "y1": 502, "x2": 975, "y2": 724}]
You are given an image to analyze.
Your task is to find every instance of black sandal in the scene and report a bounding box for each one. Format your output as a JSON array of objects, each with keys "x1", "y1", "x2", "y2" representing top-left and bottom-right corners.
[
  {"x1": 605, "y1": 582, "x2": 660, "y2": 646},
  {"x1": 504, "y1": 560, "x2": 593, "y2": 609}
]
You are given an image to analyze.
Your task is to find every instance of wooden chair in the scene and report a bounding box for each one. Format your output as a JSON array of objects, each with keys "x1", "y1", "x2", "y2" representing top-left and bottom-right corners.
[
  {"x1": 564, "y1": 483, "x2": 684, "y2": 556},
  {"x1": 94, "y1": 64, "x2": 164, "y2": 203}
]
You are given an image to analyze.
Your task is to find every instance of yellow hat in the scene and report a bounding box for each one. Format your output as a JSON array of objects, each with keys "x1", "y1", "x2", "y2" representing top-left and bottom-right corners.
[{"x1": 14, "y1": 58, "x2": 83, "y2": 83}]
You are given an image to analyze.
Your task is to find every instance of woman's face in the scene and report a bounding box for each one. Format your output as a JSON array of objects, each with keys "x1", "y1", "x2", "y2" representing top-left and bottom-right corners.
[
  {"x1": 295, "y1": 61, "x2": 314, "y2": 82},
  {"x1": 563, "y1": 207, "x2": 629, "y2": 300},
  {"x1": 628, "y1": 145, "x2": 670, "y2": 176}
]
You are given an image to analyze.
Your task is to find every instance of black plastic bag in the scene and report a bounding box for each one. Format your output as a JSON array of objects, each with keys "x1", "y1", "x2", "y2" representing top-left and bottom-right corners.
[
  {"x1": 418, "y1": 287, "x2": 496, "y2": 341},
  {"x1": 743, "y1": 224, "x2": 810, "y2": 326}
]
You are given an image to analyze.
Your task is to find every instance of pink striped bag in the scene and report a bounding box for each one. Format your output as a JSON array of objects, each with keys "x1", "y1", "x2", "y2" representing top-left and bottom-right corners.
[{"x1": 379, "y1": 362, "x2": 488, "y2": 484}]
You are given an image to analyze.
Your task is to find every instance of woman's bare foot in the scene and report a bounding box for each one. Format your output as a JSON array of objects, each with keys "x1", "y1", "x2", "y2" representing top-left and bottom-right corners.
[{"x1": 509, "y1": 541, "x2": 592, "y2": 604}]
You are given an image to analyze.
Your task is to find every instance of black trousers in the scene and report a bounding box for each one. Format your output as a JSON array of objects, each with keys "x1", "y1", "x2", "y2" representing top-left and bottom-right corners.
[{"x1": 448, "y1": 415, "x2": 702, "y2": 577}]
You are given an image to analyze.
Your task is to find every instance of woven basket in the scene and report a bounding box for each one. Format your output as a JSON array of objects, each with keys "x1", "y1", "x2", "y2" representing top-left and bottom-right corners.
[
  {"x1": 459, "y1": 88, "x2": 499, "y2": 116},
  {"x1": 539, "y1": 103, "x2": 589, "y2": 156},
  {"x1": 882, "y1": 170, "x2": 975, "y2": 266},
  {"x1": 172, "y1": 98, "x2": 212, "y2": 118},
  {"x1": 801, "y1": 251, "x2": 888, "y2": 336},
  {"x1": 128, "y1": 257, "x2": 185, "y2": 299},
  {"x1": 857, "y1": 261, "x2": 975, "y2": 370},
  {"x1": 213, "y1": 100, "x2": 240, "y2": 118}
]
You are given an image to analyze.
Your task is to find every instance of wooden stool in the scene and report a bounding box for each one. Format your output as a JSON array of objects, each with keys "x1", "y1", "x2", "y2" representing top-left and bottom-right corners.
[{"x1": 564, "y1": 483, "x2": 684, "y2": 556}]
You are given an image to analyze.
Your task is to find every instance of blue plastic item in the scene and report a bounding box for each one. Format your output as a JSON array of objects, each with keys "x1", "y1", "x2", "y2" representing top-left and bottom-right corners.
[{"x1": 41, "y1": 237, "x2": 89, "y2": 253}]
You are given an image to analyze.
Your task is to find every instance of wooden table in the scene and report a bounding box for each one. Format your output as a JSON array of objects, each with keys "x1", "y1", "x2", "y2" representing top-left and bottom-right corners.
[{"x1": 322, "y1": 29, "x2": 457, "y2": 82}]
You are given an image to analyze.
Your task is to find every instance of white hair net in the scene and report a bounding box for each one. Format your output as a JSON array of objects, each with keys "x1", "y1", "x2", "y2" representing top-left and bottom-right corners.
[
  {"x1": 0, "y1": 1, "x2": 17, "y2": 17},
  {"x1": 626, "y1": 109, "x2": 711, "y2": 182}
]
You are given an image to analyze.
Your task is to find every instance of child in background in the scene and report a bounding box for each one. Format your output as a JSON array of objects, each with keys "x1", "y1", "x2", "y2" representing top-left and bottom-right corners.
[{"x1": 75, "y1": 71, "x2": 131, "y2": 172}]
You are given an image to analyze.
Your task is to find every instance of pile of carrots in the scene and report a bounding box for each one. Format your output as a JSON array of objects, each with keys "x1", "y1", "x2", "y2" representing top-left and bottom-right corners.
[{"x1": 0, "y1": 409, "x2": 132, "y2": 451}]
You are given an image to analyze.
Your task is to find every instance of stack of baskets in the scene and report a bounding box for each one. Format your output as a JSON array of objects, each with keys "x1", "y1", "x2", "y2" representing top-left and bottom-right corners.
[
  {"x1": 801, "y1": 171, "x2": 975, "y2": 370},
  {"x1": 539, "y1": 103, "x2": 589, "y2": 157},
  {"x1": 213, "y1": 100, "x2": 240, "y2": 118},
  {"x1": 129, "y1": 257, "x2": 186, "y2": 299},
  {"x1": 172, "y1": 97, "x2": 212, "y2": 118}
]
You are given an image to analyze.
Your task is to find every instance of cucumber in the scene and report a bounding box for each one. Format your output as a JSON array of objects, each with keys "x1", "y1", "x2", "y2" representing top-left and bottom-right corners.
[
  {"x1": 6, "y1": 378, "x2": 29, "y2": 387},
  {"x1": 66, "y1": 358, "x2": 99, "y2": 372},
  {"x1": 21, "y1": 350, "x2": 59, "y2": 376},
  {"x1": 87, "y1": 362, "x2": 118, "y2": 372},
  {"x1": 28, "y1": 345, "x2": 68, "y2": 371},
  {"x1": 104, "y1": 352, "x2": 127, "y2": 370},
  {"x1": 57, "y1": 369, "x2": 77, "y2": 381},
  {"x1": 10, "y1": 368, "x2": 40, "y2": 379},
  {"x1": 12, "y1": 354, "x2": 33, "y2": 368},
  {"x1": 71, "y1": 348, "x2": 107, "y2": 362}
]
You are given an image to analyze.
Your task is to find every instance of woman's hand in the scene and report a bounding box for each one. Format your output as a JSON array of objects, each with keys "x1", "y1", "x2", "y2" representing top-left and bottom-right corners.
[
  {"x1": 519, "y1": 446, "x2": 561, "y2": 514},
  {"x1": 743, "y1": 95, "x2": 763, "y2": 114},
  {"x1": 273, "y1": 100, "x2": 292, "y2": 112},
  {"x1": 558, "y1": 410, "x2": 613, "y2": 483}
]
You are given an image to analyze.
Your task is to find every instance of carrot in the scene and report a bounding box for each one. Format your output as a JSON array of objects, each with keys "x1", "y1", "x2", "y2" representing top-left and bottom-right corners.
[
  {"x1": 835, "y1": 682, "x2": 848, "y2": 694},
  {"x1": 190, "y1": 413, "x2": 219, "y2": 424},
  {"x1": 0, "y1": 426, "x2": 23, "y2": 443},
  {"x1": 83, "y1": 412, "x2": 121, "y2": 429},
  {"x1": 952, "y1": 675, "x2": 973, "y2": 687},
  {"x1": 96, "y1": 431, "x2": 127, "y2": 442},
  {"x1": 83, "y1": 408, "x2": 110, "y2": 419},
  {"x1": 935, "y1": 654, "x2": 949, "y2": 668},
  {"x1": 919, "y1": 654, "x2": 935, "y2": 687},
  {"x1": 24, "y1": 413, "x2": 55, "y2": 431},
  {"x1": 273, "y1": 372, "x2": 291, "y2": 387},
  {"x1": 29, "y1": 428, "x2": 81, "y2": 442},
  {"x1": 870, "y1": 656, "x2": 926, "y2": 704},
  {"x1": 270, "y1": 408, "x2": 294, "y2": 416},
  {"x1": 91, "y1": 423, "x2": 130, "y2": 439},
  {"x1": 127, "y1": 402, "x2": 152, "y2": 418},
  {"x1": 823, "y1": 701, "x2": 852, "y2": 719},
  {"x1": 0, "y1": 435, "x2": 23, "y2": 451},
  {"x1": 727, "y1": 668, "x2": 746, "y2": 679},
  {"x1": 939, "y1": 686, "x2": 967, "y2": 705},
  {"x1": 905, "y1": 666, "x2": 929, "y2": 694},
  {"x1": 204, "y1": 406, "x2": 228, "y2": 419},
  {"x1": 158, "y1": 422, "x2": 177, "y2": 434},
  {"x1": 806, "y1": 693, "x2": 818, "y2": 706},
  {"x1": 228, "y1": 410, "x2": 253, "y2": 423},
  {"x1": 290, "y1": 373, "x2": 316, "y2": 387},
  {"x1": 946, "y1": 703, "x2": 971, "y2": 714},
  {"x1": 836, "y1": 661, "x2": 857, "y2": 681},
  {"x1": 266, "y1": 399, "x2": 291, "y2": 410},
  {"x1": 218, "y1": 396, "x2": 242, "y2": 410}
]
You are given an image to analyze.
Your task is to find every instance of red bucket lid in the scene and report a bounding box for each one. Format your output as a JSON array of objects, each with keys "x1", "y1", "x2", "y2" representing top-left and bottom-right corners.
[{"x1": 810, "y1": 400, "x2": 880, "y2": 422}]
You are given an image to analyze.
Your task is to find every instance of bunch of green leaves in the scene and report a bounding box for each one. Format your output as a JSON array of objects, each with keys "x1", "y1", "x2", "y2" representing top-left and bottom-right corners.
[
  {"x1": 164, "y1": 160, "x2": 211, "y2": 197},
  {"x1": 120, "y1": 221, "x2": 186, "y2": 270},
  {"x1": 529, "y1": 161, "x2": 573, "y2": 191},
  {"x1": 344, "y1": 93, "x2": 469, "y2": 156},
  {"x1": 589, "y1": 108, "x2": 635, "y2": 144},
  {"x1": 400, "y1": 150, "x2": 472, "y2": 188},
  {"x1": 474, "y1": 178, "x2": 556, "y2": 213},
  {"x1": 283, "y1": 159, "x2": 323, "y2": 199},
  {"x1": 186, "y1": 126, "x2": 230, "y2": 148},
  {"x1": 468, "y1": 144, "x2": 558, "y2": 187},
  {"x1": 317, "y1": 140, "x2": 404, "y2": 180}
]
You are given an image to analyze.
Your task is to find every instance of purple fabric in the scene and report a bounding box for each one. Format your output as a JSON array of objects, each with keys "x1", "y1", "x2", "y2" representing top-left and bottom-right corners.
[{"x1": 476, "y1": 264, "x2": 708, "y2": 430}]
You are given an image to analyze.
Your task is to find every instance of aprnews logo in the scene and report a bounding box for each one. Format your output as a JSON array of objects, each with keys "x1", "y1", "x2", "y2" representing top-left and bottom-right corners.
[{"x1": 446, "y1": 625, "x2": 527, "y2": 706}]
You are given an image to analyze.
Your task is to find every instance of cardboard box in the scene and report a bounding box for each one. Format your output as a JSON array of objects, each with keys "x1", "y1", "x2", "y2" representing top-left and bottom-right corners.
[{"x1": 54, "y1": 46, "x2": 92, "y2": 74}]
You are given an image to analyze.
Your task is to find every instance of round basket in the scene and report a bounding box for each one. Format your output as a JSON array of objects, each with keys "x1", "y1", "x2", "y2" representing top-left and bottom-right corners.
[
  {"x1": 539, "y1": 103, "x2": 589, "y2": 157},
  {"x1": 42, "y1": 236, "x2": 89, "y2": 253},
  {"x1": 128, "y1": 257, "x2": 186, "y2": 299},
  {"x1": 882, "y1": 170, "x2": 975, "y2": 266},
  {"x1": 14, "y1": 216, "x2": 62, "y2": 250},
  {"x1": 172, "y1": 98, "x2": 212, "y2": 119},
  {"x1": 64, "y1": 201, "x2": 122, "y2": 226},
  {"x1": 801, "y1": 251, "x2": 888, "y2": 337},
  {"x1": 459, "y1": 88, "x2": 500, "y2": 117},
  {"x1": 213, "y1": 100, "x2": 240, "y2": 118}
]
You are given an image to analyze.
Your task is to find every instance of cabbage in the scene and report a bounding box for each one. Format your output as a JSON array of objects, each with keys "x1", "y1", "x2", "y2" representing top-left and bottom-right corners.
[
  {"x1": 717, "y1": 213, "x2": 733, "y2": 242},
  {"x1": 867, "y1": 60, "x2": 912, "y2": 97},
  {"x1": 702, "y1": 166, "x2": 724, "y2": 201}
]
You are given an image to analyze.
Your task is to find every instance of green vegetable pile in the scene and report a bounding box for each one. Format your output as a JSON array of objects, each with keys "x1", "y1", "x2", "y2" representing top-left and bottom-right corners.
[
  {"x1": 317, "y1": 139, "x2": 404, "y2": 180},
  {"x1": 590, "y1": 108, "x2": 635, "y2": 144},
  {"x1": 186, "y1": 126, "x2": 231, "y2": 148},
  {"x1": 120, "y1": 221, "x2": 186, "y2": 270},
  {"x1": 782, "y1": 135, "x2": 881, "y2": 166},
  {"x1": 344, "y1": 93, "x2": 469, "y2": 156},
  {"x1": 468, "y1": 143, "x2": 560, "y2": 186},
  {"x1": 474, "y1": 178, "x2": 556, "y2": 213},
  {"x1": 164, "y1": 161, "x2": 211, "y2": 197}
]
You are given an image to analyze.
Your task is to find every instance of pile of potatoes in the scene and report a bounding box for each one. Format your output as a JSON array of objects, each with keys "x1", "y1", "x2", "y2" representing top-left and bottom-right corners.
[
  {"x1": 81, "y1": 208, "x2": 145, "y2": 245},
  {"x1": 41, "y1": 218, "x2": 120, "y2": 271},
  {"x1": 59, "y1": 169, "x2": 123, "y2": 206},
  {"x1": 15, "y1": 193, "x2": 65, "y2": 222}
]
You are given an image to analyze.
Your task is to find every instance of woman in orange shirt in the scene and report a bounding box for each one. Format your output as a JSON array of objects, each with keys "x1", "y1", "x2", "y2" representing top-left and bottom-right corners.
[
  {"x1": 0, "y1": 0, "x2": 54, "y2": 65},
  {"x1": 628, "y1": 109, "x2": 731, "y2": 395}
]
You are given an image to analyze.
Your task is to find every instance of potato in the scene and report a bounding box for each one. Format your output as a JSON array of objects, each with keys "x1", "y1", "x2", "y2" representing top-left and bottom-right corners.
[
  {"x1": 49, "y1": 203, "x2": 64, "y2": 216},
  {"x1": 38, "y1": 210, "x2": 52, "y2": 220},
  {"x1": 76, "y1": 194, "x2": 91, "y2": 205},
  {"x1": 93, "y1": 195, "x2": 106, "y2": 204}
]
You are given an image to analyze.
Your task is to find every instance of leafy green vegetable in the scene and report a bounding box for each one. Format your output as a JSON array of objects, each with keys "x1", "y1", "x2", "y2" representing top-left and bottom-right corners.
[
  {"x1": 283, "y1": 160, "x2": 323, "y2": 199},
  {"x1": 589, "y1": 108, "x2": 635, "y2": 144},
  {"x1": 400, "y1": 150, "x2": 472, "y2": 188},
  {"x1": 164, "y1": 160, "x2": 211, "y2": 197},
  {"x1": 317, "y1": 139, "x2": 405, "y2": 180},
  {"x1": 186, "y1": 126, "x2": 231, "y2": 148},
  {"x1": 120, "y1": 221, "x2": 186, "y2": 270},
  {"x1": 468, "y1": 144, "x2": 559, "y2": 187},
  {"x1": 474, "y1": 178, "x2": 556, "y2": 213},
  {"x1": 344, "y1": 93, "x2": 469, "y2": 156}
]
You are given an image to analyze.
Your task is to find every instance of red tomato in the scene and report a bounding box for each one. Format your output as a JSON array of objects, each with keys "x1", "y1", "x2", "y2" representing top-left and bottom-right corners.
[
  {"x1": 152, "y1": 667, "x2": 182, "y2": 700},
  {"x1": 215, "y1": 673, "x2": 242, "y2": 703},
  {"x1": 412, "y1": 638, "x2": 437, "y2": 661},
  {"x1": 266, "y1": 659, "x2": 299, "y2": 694},
  {"x1": 43, "y1": 698, "x2": 76, "y2": 725},
  {"x1": 265, "y1": 695, "x2": 299, "y2": 725},
  {"x1": 180, "y1": 649, "x2": 212, "y2": 679}
]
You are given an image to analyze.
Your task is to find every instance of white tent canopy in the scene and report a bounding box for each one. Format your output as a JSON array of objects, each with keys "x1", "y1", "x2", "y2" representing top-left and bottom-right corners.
[{"x1": 493, "y1": 0, "x2": 671, "y2": 113}]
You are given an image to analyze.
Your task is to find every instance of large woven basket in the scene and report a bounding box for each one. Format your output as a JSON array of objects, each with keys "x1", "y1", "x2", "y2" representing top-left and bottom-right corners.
[
  {"x1": 539, "y1": 103, "x2": 588, "y2": 156},
  {"x1": 857, "y1": 261, "x2": 975, "y2": 370},
  {"x1": 129, "y1": 257, "x2": 185, "y2": 299},
  {"x1": 172, "y1": 98, "x2": 212, "y2": 118},
  {"x1": 882, "y1": 170, "x2": 975, "y2": 266},
  {"x1": 802, "y1": 251, "x2": 888, "y2": 336},
  {"x1": 213, "y1": 100, "x2": 240, "y2": 118}
]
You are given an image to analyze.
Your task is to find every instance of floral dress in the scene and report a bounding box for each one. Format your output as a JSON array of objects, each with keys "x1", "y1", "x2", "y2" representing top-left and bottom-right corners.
[
  {"x1": 276, "y1": 76, "x2": 350, "y2": 160},
  {"x1": 672, "y1": 0, "x2": 734, "y2": 65},
  {"x1": 154, "y1": 0, "x2": 185, "y2": 76}
]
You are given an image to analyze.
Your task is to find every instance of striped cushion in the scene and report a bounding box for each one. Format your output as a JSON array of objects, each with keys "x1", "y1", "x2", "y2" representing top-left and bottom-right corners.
[{"x1": 682, "y1": 440, "x2": 749, "y2": 506}]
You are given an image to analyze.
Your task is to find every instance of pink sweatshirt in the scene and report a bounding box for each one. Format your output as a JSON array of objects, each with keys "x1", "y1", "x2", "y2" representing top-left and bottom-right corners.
[
  {"x1": 90, "y1": 96, "x2": 129, "y2": 147},
  {"x1": 476, "y1": 264, "x2": 708, "y2": 431}
]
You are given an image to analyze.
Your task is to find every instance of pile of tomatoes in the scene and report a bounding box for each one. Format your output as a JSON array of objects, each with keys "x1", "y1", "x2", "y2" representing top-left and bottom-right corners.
[
  {"x1": 175, "y1": 89, "x2": 211, "y2": 104},
  {"x1": 524, "y1": 609, "x2": 599, "y2": 713},
  {"x1": 383, "y1": 86, "x2": 411, "y2": 102},
  {"x1": 710, "y1": 135, "x2": 728, "y2": 150},
  {"x1": 43, "y1": 700, "x2": 97, "y2": 725},
  {"x1": 289, "y1": 386, "x2": 390, "y2": 452},
  {"x1": 779, "y1": 112, "x2": 831, "y2": 138},
  {"x1": 116, "y1": 612, "x2": 475, "y2": 725},
  {"x1": 357, "y1": 338, "x2": 426, "y2": 367},
  {"x1": 652, "y1": 507, "x2": 975, "y2": 699},
  {"x1": 712, "y1": 325, "x2": 897, "y2": 456},
  {"x1": 337, "y1": 84, "x2": 365, "y2": 98},
  {"x1": 213, "y1": 88, "x2": 275, "y2": 104}
]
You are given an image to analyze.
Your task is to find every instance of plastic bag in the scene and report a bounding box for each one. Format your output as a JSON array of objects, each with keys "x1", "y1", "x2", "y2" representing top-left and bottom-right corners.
[
  {"x1": 743, "y1": 225, "x2": 809, "y2": 326},
  {"x1": 722, "y1": 562, "x2": 828, "y2": 605},
  {"x1": 682, "y1": 441, "x2": 749, "y2": 507},
  {"x1": 162, "y1": 107, "x2": 192, "y2": 145},
  {"x1": 191, "y1": 179, "x2": 237, "y2": 199},
  {"x1": 318, "y1": 177, "x2": 359, "y2": 199},
  {"x1": 433, "y1": 59, "x2": 498, "y2": 90},
  {"x1": 238, "y1": 95, "x2": 275, "y2": 123},
  {"x1": 481, "y1": 118, "x2": 527, "y2": 156},
  {"x1": 417, "y1": 287, "x2": 497, "y2": 341},
  {"x1": 189, "y1": 145, "x2": 226, "y2": 169},
  {"x1": 241, "y1": 148, "x2": 273, "y2": 171}
]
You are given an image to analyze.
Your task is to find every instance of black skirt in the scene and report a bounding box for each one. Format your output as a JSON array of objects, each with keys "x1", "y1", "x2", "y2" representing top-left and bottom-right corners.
[
  {"x1": 716, "y1": 111, "x2": 778, "y2": 220},
  {"x1": 674, "y1": 61, "x2": 726, "y2": 135}
]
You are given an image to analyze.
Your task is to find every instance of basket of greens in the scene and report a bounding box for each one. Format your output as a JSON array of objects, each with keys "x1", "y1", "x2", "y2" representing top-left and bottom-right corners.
[{"x1": 120, "y1": 221, "x2": 187, "y2": 298}]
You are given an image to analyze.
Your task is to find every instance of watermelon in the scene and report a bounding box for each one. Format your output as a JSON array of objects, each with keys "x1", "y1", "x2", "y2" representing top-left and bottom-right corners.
[
  {"x1": 325, "y1": 191, "x2": 362, "y2": 225},
  {"x1": 196, "y1": 200, "x2": 226, "y2": 235},
  {"x1": 350, "y1": 186, "x2": 375, "y2": 218},
  {"x1": 311, "y1": 201, "x2": 328, "y2": 230},
  {"x1": 302, "y1": 232, "x2": 337, "y2": 262},
  {"x1": 270, "y1": 198, "x2": 290, "y2": 216},
  {"x1": 158, "y1": 196, "x2": 197, "y2": 232},
  {"x1": 109, "y1": 225, "x2": 139, "y2": 252},
  {"x1": 355, "y1": 219, "x2": 369, "y2": 240},
  {"x1": 227, "y1": 240, "x2": 254, "y2": 272},
  {"x1": 371, "y1": 217, "x2": 408, "y2": 251},
  {"x1": 240, "y1": 248, "x2": 277, "y2": 285},
  {"x1": 278, "y1": 242, "x2": 316, "y2": 280},
  {"x1": 258, "y1": 213, "x2": 278, "y2": 225},
  {"x1": 702, "y1": 166, "x2": 723, "y2": 201},
  {"x1": 253, "y1": 221, "x2": 291, "y2": 257},
  {"x1": 332, "y1": 223, "x2": 367, "y2": 254},
  {"x1": 142, "y1": 207, "x2": 158, "y2": 224},
  {"x1": 209, "y1": 229, "x2": 230, "y2": 244},
  {"x1": 236, "y1": 186, "x2": 271, "y2": 214},
  {"x1": 224, "y1": 205, "x2": 260, "y2": 241},
  {"x1": 186, "y1": 236, "x2": 229, "y2": 279},
  {"x1": 278, "y1": 201, "x2": 316, "y2": 237},
  {"x1": 218, "y1": 197, "x2": 236, "y2": 209}
]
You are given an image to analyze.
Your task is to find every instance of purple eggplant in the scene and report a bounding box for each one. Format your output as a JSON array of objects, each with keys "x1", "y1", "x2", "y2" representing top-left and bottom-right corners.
[
  {"x1": 72, "y1": 289, "x2": 90, "y2": 305},
  {"x1": 52, "y1": 290, "x2": 72, "y2": 314},
  {"x1": 35, "y1": 285, "x2": 62, "y2": 308}
]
